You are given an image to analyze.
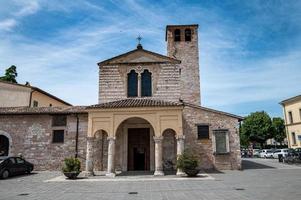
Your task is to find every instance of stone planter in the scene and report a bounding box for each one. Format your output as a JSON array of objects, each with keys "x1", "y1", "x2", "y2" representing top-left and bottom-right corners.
[
  {"x1": 63, "y1": 172, "x2": 80, "y2": 179},
  {"x1": 184, "y1": 169, "x2": 200, "y2": 177}
]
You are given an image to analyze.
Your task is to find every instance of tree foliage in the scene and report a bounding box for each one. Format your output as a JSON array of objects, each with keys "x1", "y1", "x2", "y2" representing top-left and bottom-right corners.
[
  {"x1": 241, "y1": 111, "x2": 273, "y2": 147},
  {"x1": 0, "y1": 65, "x2": 18, "y2": 83},
  {"x1": 272, "y1": 117, "x2": 286, "y2": 143},
  {"x1": 239, "y1": 123, "x2": 249, "y2": 147}
]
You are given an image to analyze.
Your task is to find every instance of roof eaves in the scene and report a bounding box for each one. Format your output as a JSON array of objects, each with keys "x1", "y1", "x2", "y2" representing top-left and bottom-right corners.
[
  {"x1": 184, "y1": 102, "x2": 244, "y2": 121},
  {"x1": 97, "y1": 48, "x2": 181, "y2": 66},
  {"x1": 279, "y1": 95, "x2": 301, "y2": 105},
  {"x1": 31, "y1": 87, "x2": 72, "y2": 106}
]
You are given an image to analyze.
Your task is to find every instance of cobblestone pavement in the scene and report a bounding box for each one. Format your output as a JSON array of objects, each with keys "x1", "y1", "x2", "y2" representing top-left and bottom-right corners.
[{"x1": 0, "y1": 158, "x2": 300, "y2": 200}]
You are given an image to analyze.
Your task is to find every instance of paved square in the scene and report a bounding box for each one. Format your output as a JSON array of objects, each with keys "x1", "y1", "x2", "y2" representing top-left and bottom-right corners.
[{"x1": 1, "y1": 158, "x2": 301, "y2": 200}]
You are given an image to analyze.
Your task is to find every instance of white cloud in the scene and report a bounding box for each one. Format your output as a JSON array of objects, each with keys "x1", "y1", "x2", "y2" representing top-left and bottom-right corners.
[
  {"x1": 14, "y1": 0, "x2": 40, "y2": 17},
  {"x1": 0, "y1": 18, "x2": 17, "y2": 31},
  {"x1": 0, "y1": 0, "x2": 300, "y2": 116}
]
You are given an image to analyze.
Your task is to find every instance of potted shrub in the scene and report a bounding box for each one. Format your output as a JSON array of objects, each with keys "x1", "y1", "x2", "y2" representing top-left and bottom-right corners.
[
  {"x1": 62, "y1": 157, "x2": 81, "y2": 179},
  {"x1": 176, "y1": 150, "x2": 200, "y2": 177}
]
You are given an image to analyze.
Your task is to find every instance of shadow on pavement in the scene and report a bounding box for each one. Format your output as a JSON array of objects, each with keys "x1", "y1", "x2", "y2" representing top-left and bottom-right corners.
[
  {"x1": 242, "y1": 159, "x2": 275, "y2": 170},
  {"x1": 204, "y1": 168, "x2": 224, "y2": 174},
  {"x1": 118, "y1": 171, "x2": 154, "y2": 176},
  {"x1": 3, "y1": 172, "x2": 38, "y2": 180}
]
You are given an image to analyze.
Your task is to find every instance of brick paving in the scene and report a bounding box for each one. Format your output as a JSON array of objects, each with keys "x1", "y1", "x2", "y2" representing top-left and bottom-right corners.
[{"x1": 0, "y1": 158, "x2": 300, "y2": 200}]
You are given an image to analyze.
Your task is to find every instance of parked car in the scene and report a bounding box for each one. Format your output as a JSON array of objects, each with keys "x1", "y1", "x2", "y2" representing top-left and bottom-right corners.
[
  {"x1": 284, "y1": 149, "x2": 301, "y2": 164},
  {"x1": 273, "y1": 149, "x2": 289, "y2": 159},
  {"x1": 253, "y1": 149, "x2": 260, "y2": 158},
  {"x1": 260, "y1": 149, "x2": 274, "y2": 158},
  {"x1": 0, "y1": 157, "x2": 34, "y2": 179}
]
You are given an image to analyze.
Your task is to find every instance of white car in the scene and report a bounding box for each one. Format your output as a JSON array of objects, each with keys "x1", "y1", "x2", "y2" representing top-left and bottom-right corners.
[
  {"x1": 260, "y1": 149, "x2": 274, "y2": 158},
  {"x1": 273, "y1": 149, "x2": 289, "y2": 159}
]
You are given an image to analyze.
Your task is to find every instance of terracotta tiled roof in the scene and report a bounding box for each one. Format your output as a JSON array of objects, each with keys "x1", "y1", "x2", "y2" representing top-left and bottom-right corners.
[
  {"x1": 183, "y1": 102, "x2": 244, "y2": 121},
  {"x1": 0, "y1": 106, "x2": 87, "y2": 115},
  {"x1": 88, "y1": 98, "x2": 183, "y2": 109}
]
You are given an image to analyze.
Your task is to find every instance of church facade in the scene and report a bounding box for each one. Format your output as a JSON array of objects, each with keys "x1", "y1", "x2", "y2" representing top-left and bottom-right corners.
[{"x1": 0, "y1": 25, "x2": 242, "y2": 176}]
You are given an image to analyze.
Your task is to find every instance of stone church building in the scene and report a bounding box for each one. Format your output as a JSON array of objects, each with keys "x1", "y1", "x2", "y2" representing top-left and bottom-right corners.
[{"x1": 0, "y1": 25, "x2": 242, "y2": 176}]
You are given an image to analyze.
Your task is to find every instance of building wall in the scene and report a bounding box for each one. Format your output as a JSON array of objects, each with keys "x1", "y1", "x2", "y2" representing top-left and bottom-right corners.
[
  {"x1": 183, "y1": 106, "x2": 241, "y2": 170},
  {"x1": 98, "y1": 63, "x2": 180, "y2": 103},
  {"x1": 0, "y1": 114, "x2": 88, "y2": 170},
  {"x1": 166, "y1": 25, "x2": 201, "y2": 105},
  {"x1": 283, "y1": 99, "x2": 301, "y2": 148},
  {"x1": 31, "y1": 91, "x2": 69, "y2": 107},
  {"x1": 0, "y1": 82, "x2": 31, "y2": 107}
]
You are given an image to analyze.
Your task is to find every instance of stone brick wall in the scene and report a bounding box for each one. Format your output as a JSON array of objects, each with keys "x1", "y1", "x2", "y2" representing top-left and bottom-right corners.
[
  {"x1": 0, "y1": 114, "x2": 88, "y2": 170},
  {"x1": 183, "y1": 105, "x2": 241, "y2": 170},
  {"x1": 98, "y1": 63, "x2": 181, "y2": 103},
  {"x1": 166, "y1": 25, "x2": 201, "y2": 105}
]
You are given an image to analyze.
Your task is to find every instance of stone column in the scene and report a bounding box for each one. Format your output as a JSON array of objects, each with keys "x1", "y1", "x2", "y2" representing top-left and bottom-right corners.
[
  {"x1": 138, "y1": 74, "x2": 141, "y2": 97},
  {"x1": 84, "y1": 136, "x2": 94, "y2": 176},
  {"x1": 106, "y1": 137, "x2": 116, "y2": 177},
  {"x1": 176, "y1": 135, "x2": 185, "y2": 176},
  {"x1": 153, "y1": 136, "x2": 164, "y2": 176}
]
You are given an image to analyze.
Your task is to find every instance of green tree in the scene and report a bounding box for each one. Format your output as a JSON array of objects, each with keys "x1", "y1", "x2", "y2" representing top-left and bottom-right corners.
[
  {"x1": 272, "y1": 117, "x2": 286, "y2": 144},
  {"x1": 239, "y1": 123, "x2": 249, "y2": 148},
  {"x1": 0, "y1": 65, "x2": 18, "y2": 83},
  {"x1": 241, "y1": 111, "x2": 273, "y2": 148}
]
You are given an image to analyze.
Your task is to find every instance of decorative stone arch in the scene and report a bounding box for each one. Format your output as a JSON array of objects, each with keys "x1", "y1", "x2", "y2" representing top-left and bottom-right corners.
[
  {"x1": 0, "y1": 130, "x2": 12, "y2": 158},
  {"x1": 114, "y1": 116, "x2": 156, "y2": 171},
  {"x1": 113, "y1": 114, "x2": 158, "y2": 137},
  {"x1": 162, "y1": 128, "x2": 177, "y2": 171}
]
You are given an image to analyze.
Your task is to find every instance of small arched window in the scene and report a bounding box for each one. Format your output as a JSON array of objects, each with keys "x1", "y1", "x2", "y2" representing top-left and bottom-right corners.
[
  {"x1": 127, "y1": 70, "x2": 138, "y2": 97},
  {"x1": 185, "y1": 28, "x2": 191, "y2": 41},
  {"x1": 174, "y1": 29, "x2": 181, "y2": 42},
  {"x1": 141, "y1": 69, "x2": 152, "y2": 97}
]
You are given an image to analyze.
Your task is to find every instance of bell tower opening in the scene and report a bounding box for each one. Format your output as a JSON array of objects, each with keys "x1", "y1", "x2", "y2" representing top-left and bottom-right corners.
[{"x1": 165, "y1": 24, "x2": 201, "y2": 105}]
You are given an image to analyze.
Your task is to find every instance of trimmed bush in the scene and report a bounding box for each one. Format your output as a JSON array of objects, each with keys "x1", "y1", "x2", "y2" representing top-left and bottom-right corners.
[
  {"x1": 62, "y1": 157, "x2": 81, "y2": 173},
  {"x1": 177, "y1": 150, "x2": 200, "y2": 177}
]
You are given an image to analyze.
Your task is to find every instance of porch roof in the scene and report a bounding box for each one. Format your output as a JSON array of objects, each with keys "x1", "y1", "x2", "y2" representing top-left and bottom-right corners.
[
  {"x1": 0, "y1": 106, "x2": 87, "y2": 115},
  {"x1": 88, "y1": 98, "x2": 184, "y2": 109}
]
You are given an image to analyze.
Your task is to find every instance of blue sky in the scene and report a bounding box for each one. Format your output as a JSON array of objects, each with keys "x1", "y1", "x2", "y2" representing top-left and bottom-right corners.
[{"x1": 1, "y1": 0, "x2": 301, "y2": 117}]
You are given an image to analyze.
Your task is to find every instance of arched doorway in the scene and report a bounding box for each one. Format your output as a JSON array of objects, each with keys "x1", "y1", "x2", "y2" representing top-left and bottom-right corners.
[
  {"x1": 0, "y1": 131, "x2": 11, "y2": 157},
  {"x1": 162, "y1": 129, "x2": 177, "y2": 171},
  {"x1": 93, "y1": 130, "x2": 108, "y2": 172},
  {"x1": 115, "y1": 117, "x2": 155, "y2": 171},
  {"x1": 0, "y1": 135, "x2": 9, "y2": 156}
]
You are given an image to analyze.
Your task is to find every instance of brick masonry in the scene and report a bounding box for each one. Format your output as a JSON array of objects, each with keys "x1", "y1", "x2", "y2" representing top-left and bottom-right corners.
[
  {"x1": 0, "y1": 114, "x2": 88, "y2": 170},
  {"x1": 166, "y1": 25, "x2": 201, "y2": 105},
  {"x1": 99, "y1": 63, "x2": 181, "y2": 103},
  {"x1": 0, "y1": 24, "x2": 242, "y2": 171},
  {"x1": 183, "y1": 106, "x2": 241, "y2": 170}
]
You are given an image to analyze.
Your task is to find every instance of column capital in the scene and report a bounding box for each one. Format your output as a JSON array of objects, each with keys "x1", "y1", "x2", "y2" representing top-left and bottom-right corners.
[
  {"x1": 107, "y1": 137, "x2": 116, "y2": 141},
  {"x1": 153, "y1": 136, "x2": 163, "y2": 143},
  {"x1": 176, "y1": 135, "x2": 185, "y2": 140}
]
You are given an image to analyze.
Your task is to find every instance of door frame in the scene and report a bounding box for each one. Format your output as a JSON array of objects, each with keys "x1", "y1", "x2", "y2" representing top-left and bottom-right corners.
[{"x1": 127, "y1": 128, "x2": 150, "y2": 171}]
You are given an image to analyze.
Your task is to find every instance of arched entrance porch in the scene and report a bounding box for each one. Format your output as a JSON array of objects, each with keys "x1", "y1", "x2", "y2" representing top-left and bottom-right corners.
[{"x1": 85, "y1": 104, "x2": 184, "y2": 177}]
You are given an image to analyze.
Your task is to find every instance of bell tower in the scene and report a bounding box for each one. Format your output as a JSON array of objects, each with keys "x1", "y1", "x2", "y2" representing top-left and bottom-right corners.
[{"x1": 166, "y1": 24, "x2": 200, "y2": 105}]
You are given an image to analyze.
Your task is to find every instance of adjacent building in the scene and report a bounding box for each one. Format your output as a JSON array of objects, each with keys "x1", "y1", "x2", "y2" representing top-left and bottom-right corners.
[
  {"x1": 0, "y1": 24, "x2": 243, "y2": 175},
  {"x1": 280, "y1": 95, "x2": 301, "y2": 148},
  {"x1": 0, "y1": 80, "x2": 71, "y2": 107}
]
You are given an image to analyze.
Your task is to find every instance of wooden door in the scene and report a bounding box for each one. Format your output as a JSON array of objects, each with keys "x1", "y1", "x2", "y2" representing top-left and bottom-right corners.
[{"x1": 128, "y1": 128, "x2": 150, "y2": 171}]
